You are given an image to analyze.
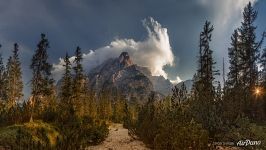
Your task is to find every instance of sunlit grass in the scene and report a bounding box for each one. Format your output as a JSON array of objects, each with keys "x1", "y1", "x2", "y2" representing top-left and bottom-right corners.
[{"x1": 0, "y1": 120, "x2": 61, "y2": 147}]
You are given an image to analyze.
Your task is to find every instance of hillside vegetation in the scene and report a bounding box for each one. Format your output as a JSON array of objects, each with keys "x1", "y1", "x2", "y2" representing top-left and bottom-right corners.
[{"x1": 0, "y1": 2, "x2": 265, "y2": 150}]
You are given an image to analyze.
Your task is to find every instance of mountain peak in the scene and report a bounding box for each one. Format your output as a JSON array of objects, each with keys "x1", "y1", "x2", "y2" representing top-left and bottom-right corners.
[{"x1": 119, "y1": 52, "x2": 133, "y2": 67}]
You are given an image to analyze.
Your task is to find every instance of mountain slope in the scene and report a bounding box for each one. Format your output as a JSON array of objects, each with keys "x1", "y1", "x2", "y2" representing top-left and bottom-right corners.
[
  {"x1": 174, "y1": 79, "x2": 193, "y2": 92},
  {"x1": 87, "y1": 52, "x2": 154, "y2": 101},
  {"x1": 136, "y1": 66, "x2": 173, "y2": 95}
]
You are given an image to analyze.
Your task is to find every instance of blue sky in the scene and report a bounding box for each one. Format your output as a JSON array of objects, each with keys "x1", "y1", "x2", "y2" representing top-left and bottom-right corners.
[{"x1": 0, "y1": 0, "x2": 265, "y2": 98}]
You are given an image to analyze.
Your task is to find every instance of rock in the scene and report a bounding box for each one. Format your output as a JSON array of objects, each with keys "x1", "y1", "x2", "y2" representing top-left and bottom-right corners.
[{"x1": 87, "y1": 52, "x2": 154, "y2": 103}]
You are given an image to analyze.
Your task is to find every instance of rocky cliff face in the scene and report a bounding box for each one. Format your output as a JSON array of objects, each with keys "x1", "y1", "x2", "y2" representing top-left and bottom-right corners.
[
  {"x1": 87, "y1": 52, "x2": 154, "y2": 102},
  {"x1": 136, "y1": 66, "x2": 173, "y2": 96}
]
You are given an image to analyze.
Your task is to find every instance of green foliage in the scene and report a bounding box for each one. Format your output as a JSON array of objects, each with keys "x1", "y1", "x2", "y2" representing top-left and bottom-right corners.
[
  {"x1": 171, "y1": 82, "x2": 187, "y2": 108},
  {"x1": 30, "y1": 34, "x2": 55, "y2": 122},
  {"x1": 133, "y1": 96, "x2": 209, "y2": 150},
  {"x1": 97, "y1": 92, "x2": 113, "y2": 120},
  {"x1": 154, "y1": 118, "x2": 208, "y2": 150},
  {"x1": 5, "y1": 43, "x2": 24, "y2": 107},
  {"x1": 227, "y1": 30, "x2": 241, "y2": 88},
  {"x1": 261, "y1": 48, "x2": 266, "y2": 86},
  {"x1": 215, "y1": 116, "x2": 266, "y2": 149},
  {"x1": 0, "y1": 46, "x2": 7, "y2": 102},
  {"x1": 112, "y1": 98, "x2": 126, "y2": 123},
  {"x1": 60, "y1": 53, "x2": 73, "y2": 105},
  {"x1": 0, "y1": 120, "x2": 61, "y2": 150},
  {"x1": 72, "y1": 46, "x2": 87, "y2": 117},
  {"x1": 191, "y1": 21, "x2": 223, "y2": 139},
  {"x1": 30, "y1": 34, "x2": 54, "y2": 97},
  {"x1": 55, "y1": 117, "x2": 108, "y2": 149},
  {"x1": 238, "y1": 2, "x2": 263, "y2": 90}
]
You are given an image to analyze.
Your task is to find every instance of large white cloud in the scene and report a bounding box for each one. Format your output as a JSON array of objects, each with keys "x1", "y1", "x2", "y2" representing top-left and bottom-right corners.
[
  {"x1": 212, "y1": 0, "x2": 257, "y2": 27},
  {"x1": 52, "y1": 17, "x2": 175, "y2": 80}
]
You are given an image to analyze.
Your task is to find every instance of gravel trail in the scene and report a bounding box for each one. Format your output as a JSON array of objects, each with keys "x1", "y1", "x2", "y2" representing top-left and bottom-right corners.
[{"x1": 86, "y1": 124, "x2": 149, "y2": 150}]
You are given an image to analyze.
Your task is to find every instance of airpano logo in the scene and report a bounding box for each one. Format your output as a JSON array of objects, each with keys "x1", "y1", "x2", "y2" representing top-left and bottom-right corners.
[{"x1": 237, "y1": 139, "x2": 261, "y2": 146}]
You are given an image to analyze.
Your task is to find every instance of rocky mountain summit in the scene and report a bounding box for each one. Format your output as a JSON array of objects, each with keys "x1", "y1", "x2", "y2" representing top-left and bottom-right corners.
[
  {"x1": 87, "y1": 52, "x2": 153, "y2": 101},
  {"x1": 87, "y1": 52, "x2": 172, "y2": 101}
]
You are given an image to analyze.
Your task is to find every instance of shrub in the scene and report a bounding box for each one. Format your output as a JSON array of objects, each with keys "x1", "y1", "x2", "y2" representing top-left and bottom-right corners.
[
  {"x1": 0, "y1": 120, "x2": 61, "y2": 149},
  {"x1": 55, "y1": 116, "x2": 109, "y2": 149}
]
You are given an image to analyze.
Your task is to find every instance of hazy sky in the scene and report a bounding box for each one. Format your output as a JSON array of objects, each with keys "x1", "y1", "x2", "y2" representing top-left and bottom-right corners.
[{"x1": 0, "y1": 0, "x2": 265, "y2": 98}]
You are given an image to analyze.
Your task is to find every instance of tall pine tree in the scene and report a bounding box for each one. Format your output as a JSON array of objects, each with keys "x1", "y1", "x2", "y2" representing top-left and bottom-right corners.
[
  {"x1": 60, "y1": 53, "x2": 72, "y2": 103},
  {"x1": 0, "y1": 45, "x2": 7, "y2": 102},
  {"x1": 31, "y1": 34, "x2": 54, "y2": 97},
  {"x1": 236, "y1": 2, "x2": 265, "y2": 119},
  {"x1": 260, "y1": 48, "x2": 266, "y2": 87},
  {"x1": 224, "y1": 30, "x2": 246, "y2": 120},
  {"x1": 30, "y1": 34, "x2": 54, "y2": 120},
  {"x1": 6, "y1": 43, "x2": 23, "y2": 107},
  {"x1": 238, "y1": 2, "x2": 264, "y2": 90},
  {"x1": 227, "y1": 30, "x2": 240, "y2": 88},
  {"x1": 192, "y1": 21, "x2": 221, "y2": 137},
  {"x1": 72, "y1": 46, "x2": 85, "y2": 117},
  {"x1": 196, "y1": 21, "x2": 219, "y2": 95}
]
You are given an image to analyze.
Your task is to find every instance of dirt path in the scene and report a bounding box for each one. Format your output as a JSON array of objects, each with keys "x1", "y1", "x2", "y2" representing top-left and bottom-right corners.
[{"x1": 86, "y1": 124, "x2": 150, "y2": 150}]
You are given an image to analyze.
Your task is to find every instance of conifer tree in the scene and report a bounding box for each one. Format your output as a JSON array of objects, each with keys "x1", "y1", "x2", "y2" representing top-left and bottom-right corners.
[
  {"x1": 193, "y1": 21, "x2": 221, "y2": 137},
  {"x1": 260, "y1": 48, "x2": 266, "y2": 119},
  {"x1": 196, "y1": 21, "x2": 219, "y2": 93},
  {"x1": 61, "y1": 53, "x2": 72, "y2": 103},
  {"x1": 98, "y1": 91, "x2": 113, "y2": 120},
  {"x1": 59, "y1": 52, "x2": 74, "y2": 120},
  {"x1": 260, "y1": 48, "x2": 266, "y2": 86},
  {"x1": 6, "y1": 43, "x2": 23, "y2": 107},
  {"x1": 236, "y1": 2, "x2": 265, "y2": 118},
  {"x1": 171, "y1": 82, "x2": 187, "y2": 108},
  {"x1": 223, "y1": 30, "x2": 245, "y2": 120},
  {"x1": 216, "y1": 81, "x2": 223, "y2": 101},
  {"x1": 31, "y1": 34, "x2": 54, "y2": 97},
  {"x1": 30, "y1": 34, "x2": 54, "y2": 120},
  {"x1": 72, "y1": 46, "x2": 85, "y2": 117},
  {"x1": 227, "y1": 30, "x2": 240, "y2": 88},
  {"x1": 238, "y1": 2, "x2": 264, "y2": 90},
  {"x1": 194, "y1": 21, "x2": 219, "y2": 102},
  {"x1": 0, "y1": 45, "x2": 7, "y2": 101}
]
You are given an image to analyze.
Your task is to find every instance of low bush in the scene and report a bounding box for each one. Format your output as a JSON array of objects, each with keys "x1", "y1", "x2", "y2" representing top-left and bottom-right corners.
[{"x1": 0, "y1": 120, "x2": 61, "y2": 149}]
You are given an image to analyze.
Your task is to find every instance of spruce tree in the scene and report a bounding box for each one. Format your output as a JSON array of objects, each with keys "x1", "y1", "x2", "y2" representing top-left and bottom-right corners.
[
  {"x1": 59, "y1": 52, "x2": 74, "y2": 120},
  {"x1": 227, "y1": 30, "x2": 240, "y2": 88},
  {"x1": 197, "y1": 21, "x2": 219, "y2": 93},
  {"x1": 260, "y1": 48, "x2": 266, "y2": 86},
  {"x1": 72, "y1": 46, "x2": 85, "y2": 117},
  {"x1": 260, "y1": 48, "x2": 266, "y2": 119},
  {"x1": 6, "y1": 43, "x2": 23, "y2": 107},
  {"x1": 216, "y1": 81, "x2": 222, "y2": 101},
  {"x1": 238, "y1": 2, "x2": 264, "y2": 90},
  {"x1": 61, "y1": 53, "x2": 72, "y2": 103},
  {"x1": 171, "y1": 82, "x2": 187, "y2": 108},
  {"x1": 0, "y1": 45, "x2": 7, "y2": 102},
  {"x1": 223, "y1": 30, "x2": 247, "y2": 120},
  {"x1": 193, "y1": 21, "x2": 221, "y2": 137},
  {"x1": 73, "y1": 46, "x2": 83, "y2": 83},
  {"x1": 237, "y1": 2, "x2": 265, "y2": 118},
  {"x1": 31, "y1": 34, "x2": 54, "y2": 97},
  {"x1": 30, "y1": 34, "x2": 54, "y2": 120}
]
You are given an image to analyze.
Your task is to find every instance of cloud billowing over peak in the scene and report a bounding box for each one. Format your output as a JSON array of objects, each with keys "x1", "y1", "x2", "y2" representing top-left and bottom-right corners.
[{"x1": 52, "y1": 17, "x2": 176, "y2": 81}]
